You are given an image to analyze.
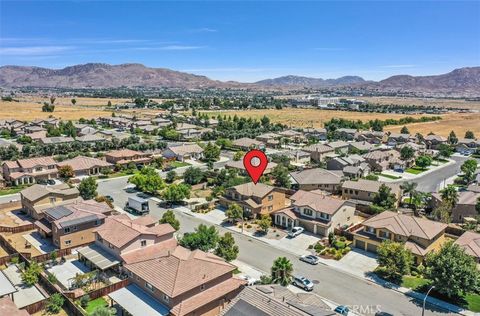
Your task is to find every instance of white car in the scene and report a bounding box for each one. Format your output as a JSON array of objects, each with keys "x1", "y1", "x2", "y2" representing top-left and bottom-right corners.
[
  {"x1": 240, "y1": 275, "x2": 257, "y2": 286},
  {"x1": 288, "y1": 226, "x2": 304, "y2": 238},
  {"x1": 300, "y1": 254, "x2": 320, "y2": 265}
]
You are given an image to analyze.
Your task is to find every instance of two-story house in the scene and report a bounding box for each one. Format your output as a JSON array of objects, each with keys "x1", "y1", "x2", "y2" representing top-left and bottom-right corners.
[
  {"x1": 290, "y1": 168, "x2": 344, "y2": 193},
  {"x1": 424, "y1": 134, "x2": 448, "y2": 150},
  {"x1": 302, "y1": 144, "x2": 335, "y2": 162},
  {"x1": 354, "y1": 131, "x2": 387, "y2": 144},
  {"x1": 224, "y1": 160, "x2": 277, "y2": 176},
  {"x1": 35, "y1": 200, "x2": 112, "y2": 249},
  {"x1": 219, "y1": 182, "x2": 287, "y2": 218},
  {"x1": 163, "y1": 144, "x2": 204, "y2": 162},
  {"x1": 20, "y1": 183, "x2": 81, "y2": 219},
  {"x1": 303, "y1": 128, "x2": 327, "y2": 141},
  {"x1": 341, "y1": 179, "x2": 402, "y2": 207},
  {"x1": 232, "y1": 137, "x2": 264, "y2": 151},
  {"x1": 362, "y1": 149, "x2": 402, "y2": 172},
  {"x1": 57, "y1": 156, "x2": 113, "y2": 178},
  {"x1": 431, "y1": 190, "x2": 480, "y2": 223},
  {"x1": 273, "y1": 190, "x2": 355, "y2": 236},
  {"x1": 105, "y1": 149, "x2": 152, "y2": 168},
  {"x1": 353, "y1": 211, "x2": 447, "y2": 264},
  {"x1": 2, "y1": 157, "x2": 58, "y2": 186},
  {"x1": 387, "y1": 133, "x2": 412, "y2": 147}
]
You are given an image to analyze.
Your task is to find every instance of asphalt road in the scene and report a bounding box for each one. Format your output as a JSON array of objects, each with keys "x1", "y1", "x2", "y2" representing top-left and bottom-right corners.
[{"x1": 98, "y1": 177, "x2": 456, "y2": 316}]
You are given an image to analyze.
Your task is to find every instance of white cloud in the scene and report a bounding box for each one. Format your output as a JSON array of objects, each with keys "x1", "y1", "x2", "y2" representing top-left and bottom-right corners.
[
  {"x1": 381, "y1": 64, "x2": 416, "y2": 68},
  {"x1": 157, "y1": 45, "x2": 205, "y2": 50},
  {"x1": 0, "y1": 46, "x2": 74, "y2": 56},
  {"x1": 189, "y1": 27, "x2": 218, "y2": 33}
]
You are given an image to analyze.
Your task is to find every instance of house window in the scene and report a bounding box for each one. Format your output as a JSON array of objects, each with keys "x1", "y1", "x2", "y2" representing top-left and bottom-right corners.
[
  {"x1": 320, "y1": 213, "x2": 330, "y2": 220},
  {"x1": 141, "y1": 240, "x2": 147, "y2": 247},
  {"x1": 355, "y1": 190, "x2": 359, "y2": 195},
  {"x1": 304, "y1": 208, "x2": 313, "y2": 216},
  {"x1": 65, "y1": 240, "x2": 71, "y2": 246},
  {"x1": 163, "y1": 294, "x2": 170, "y2": 302},
  {"x1": 64, "y1": 227, "x2": 71, "y2": 233},
  {"x1": 365, "y1": 227, "x2": 375, "y2": 235},
  {"x1": 268, "y1": 195, "x2": 273, "y2": 201},
  {"x1": 95, "y1": 220, "x2": 100, "y2": 226},
  {"x1": 379, "y1": 231, "x2": 390, "y2": 239},
  {"x1": 200, "y1": 284, "x2": 205, "y2": 291},
  {"x1": 49, "y1": 197, "x2": 56, "y2": 203},
  {"x1": 145, "y1": 282, "x2": 154, "y2": 292}
]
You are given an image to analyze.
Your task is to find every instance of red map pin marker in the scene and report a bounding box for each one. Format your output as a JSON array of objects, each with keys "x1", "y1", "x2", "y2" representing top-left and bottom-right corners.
[{"x1": 243, "y1": 149, "x2": 268, "y2": 184}]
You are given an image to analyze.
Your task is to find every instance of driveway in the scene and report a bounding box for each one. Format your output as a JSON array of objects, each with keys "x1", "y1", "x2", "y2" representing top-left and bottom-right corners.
[{"x1": 335, "y1": 248, "x2": 378, "y2": 278}]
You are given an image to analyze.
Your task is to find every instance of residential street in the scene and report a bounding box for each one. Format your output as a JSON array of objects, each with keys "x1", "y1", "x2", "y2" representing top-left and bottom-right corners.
[{"x1": 98, "y1": 177, "x2": 456, "y2": 316}]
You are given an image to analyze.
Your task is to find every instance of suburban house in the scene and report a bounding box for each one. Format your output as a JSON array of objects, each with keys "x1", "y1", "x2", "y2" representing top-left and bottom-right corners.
[
  {"x1": 39, "y1": 136, "x2": 75, "y2": 145},
  {"x1": 2, "y1": 156, "x2": 58, "y2": 186},
  {"x1": 225, "y1": 160, "x2": 277, "y2": 175},
  {"x1": 290, "y1": 168, "x2": 344, "y2": 193},
  {"x1": 349, "y1": 141, "x2": 375, "y2": 153},
  {"x1": 327, "y1": 141, "x2": 349, "y2": 154},
  {"x1": 57, "y1": 156, "x2": 113, "y2": 177},
  {"x1": 455, "y1": 138, "x2": 479, "y2": 155},
  {"x1": 387, "y1": 133, "x2": 412, "y2": 146},
  {"x1": 355, "y1": 131, "x2": 386, "y2": 144},
  {"x1": 303, "y1": 127, "x2": 327, "y2": 141},
  {"x1": 20, "y1": 183, "x2": 81, "y2": 219},
  {"x1": 431, "y1": 190, "x2": 480, "y2": 223},
  {"x1": 105, "y1": 149, "x2": 152, "y2": 167},
  {"x1": 274, "y1": 190, "x2": 355, "y2": 236},
  {"x1": 282, "y1": 150, "x2": 311, "y2": 165},
  {"x1": 232, "y1": 137, "x2": 264, "y2": 150},
  {"x1": 302, "y1": 144, "x2": 335, "y2": 162},
  {"x1": 277, "y1": 130, "x2": 306, "y2": 143},
  {"x1": 219, "y1": 182, "x2": 287, "y2": 218},
  {"x1": 352, "y1": 211, "x2": 447, "y2": 263},
  {"x1": 35, "y1": 200, "x2": 112, "y2": 249},
  {"x1": 362, "y1": 149, "x2": 403, "y2": 172},
  {"x1": 256, "y1": 132, "x2": 281, "y2": 148},
  {"x1": 163, "y1": 144, "x2": 204, "y2": 162},
  {"x1": 76, "y1": 134, "x2": 107, "y2": 144},
  {"x1": 454, "y1": 231, "x2": 480, "y2": 263},
  {"x1": 424, "y1": 134, "x2": 448, "y2": 150},
  {"x1": 74, "y1": 124, "x2": 97, "y2": 136},
  {"x1": 326, "y1": 154, "x2": 365, "y2": 171},
  {"x1": 341, "y1": 179, "x2": 402, "y2": 206},
  {"x1": 334, "y1": 128, "x2": 357, "y2": 141}
]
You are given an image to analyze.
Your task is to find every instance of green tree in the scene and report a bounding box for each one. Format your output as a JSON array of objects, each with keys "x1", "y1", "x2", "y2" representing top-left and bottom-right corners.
[
  {"x1": 203, "y1": 142, "x2": 221, "y2": 162},
  {"x1": 426, "y1": 241, "x2": 479, "y2": 298},
  {"x1": 180, "y1": 224, "x2": 219, "y2": 252},
  {"x1": 46, "y1": 293, "x2": 64, "y2": 314},
  {"x1": 440, "y1": 184, "x2": 459, "y2": 207},
  {"x1": 272, "y1": 164, "x2": 291, "y2": 189},
  {"x1": 162, "y1": 183, "x2": 191, "y2": 205},
  {"x1": 233, "y1": 151, "x2": 245, "y2": 161},
  {"x1": 78, "y1": 177, "x2": 98, "y2": 200},
  {"x1": 214, "y1": 232, "x2": 239, "y2": 262},
  {"x1": 258, "y1": 214, "x2": 272, "y2": 234},
  {"x1": 166, "y1": 170, "x2": 176, "y2": 183},
  {"x1": 434, "y1": 201, "x2": 452, "y2": 224},
  {"x1": 377, "y1": 240, "x2": 413, "y2": 282},
  {"x1": 372, "y1": 184, "x2": 397, "y2": 212},
  {"x1": 79, "y1": 295, "x2": 90, "y2": 308},
  {"x1": 58, "y1": 165, "x2": 74, "y2": 179},
  {"x1": 91, "y1": 306, "x2": 117, "y2": 316},
  {"x1": 271, "y1": 257, "x2": 293, "y2": 286},
  {"x1": 225, "y1": 203, "x2": 243, "y2": 223},
  {"x1": 476, "y1": 197, "x2": 480, "y2": 214},
  {"x1": 21, "y1": 261, "x2": 42, "y2": 286},
  {"x1": 448, "y1": 130, "x2": 458, "y2": 145},
  {"x1": 401, "y1": 182, "x2": 418, "y2": 206},
  {"x1": 183, "y1": 167, "x2": 204, "y2": 185},
  {"x1": 400, "y1": 146, "x2": 415, "y2": 160},
  {"x1": 400, "y1": 126, "x2": 409, "y2": 134},
  {"x1": 159, "y1": 210, "x2": 180, "y2": 231},
  {"x1": 71, "y1": 98, "x2": 77, "y2": 106},
  {"x1": 415, "y1": 155, "x2": 432, "y2": 170},
  {"x1": 461, "y1": 159, "x2": 478, "y2": 184},
  {"x1": 128, "y1": 167, "x2": 165, "y2": 194},
  {"x1": 465, "y1": 130, "x2": 475, "y2": 139},
  {"x1": 438, "y1": 144, "x2": 453, "y2": 158}
]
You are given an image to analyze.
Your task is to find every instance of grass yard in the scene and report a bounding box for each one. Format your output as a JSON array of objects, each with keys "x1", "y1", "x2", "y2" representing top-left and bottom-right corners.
[
  {"x1": 0, "y1": 185, "x2": 28, "y2": 196},
  {"x1": 378, "y1": 173, "x2": 402, "y2": 180},
  {"x1": 401, "y1": 275, "x2": 431, "y2": 291},
  {"x1": 169, "y1": 161, "x2": 191, "y2": 168},
  {"x1": 84, "y1": 297, "x2": 108, "y2": 314},
  {"x1": 405, "y1": 167, "x2": 428, "y2": 174}
]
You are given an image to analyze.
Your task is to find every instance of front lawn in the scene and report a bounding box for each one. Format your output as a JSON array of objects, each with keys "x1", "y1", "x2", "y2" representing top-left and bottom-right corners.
[
  {"x1": 169, "y1": 161, "x2": 191, "y2": 168},
  {"x1": 0, "y1": 185, "x2": 28, "y2": 196},
  {"x1": 84, "y1": 297, "x2": 108, "y2": 314},
  {"x1": 401, "y1": 275, "x2": 431, "y2": 291},
  {"x1": 405, "y1": 167, "x2": 427, "y2": 175}
]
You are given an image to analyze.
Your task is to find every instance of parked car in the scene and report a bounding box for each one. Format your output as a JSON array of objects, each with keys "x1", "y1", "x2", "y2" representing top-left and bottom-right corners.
[
  {"x1": 240, "y1": 275, "x2": 257, "y2": 286},
  {"x1": 105, "y1": 195, "x2": 114, "y2": 202},
  {"x1": 288, "y1": 226, "x2": 304, "y2": 238},
  {"x1": 292, "y1": 276, "x2": 314, "y2": 291},
  {"x1": 299, "y1": 254, "x2": 320, "y2": 265},
  {"x1": 46, "y1": 179, "x2": 56, "y2": 185},
  {"x1": 334, "y1": 305, "x2": 350, "y2": 315}
]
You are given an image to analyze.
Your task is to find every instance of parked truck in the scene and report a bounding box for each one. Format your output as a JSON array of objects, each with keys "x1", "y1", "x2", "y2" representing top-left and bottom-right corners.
[{"x1": 125, "y1": 196, "x2": 149, "y2": 214}]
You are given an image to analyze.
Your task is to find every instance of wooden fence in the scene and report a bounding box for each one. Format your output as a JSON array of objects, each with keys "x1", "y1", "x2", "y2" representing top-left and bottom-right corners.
[
  {"x1": 32, "y1": 241, "x2": 93, "y2": 263},
  {"x1": 0, "y1": 223, "x2": 35, "y2": 233},
  {"x1": 22, "y1": 299, "x2": 48, "y2": 314}
]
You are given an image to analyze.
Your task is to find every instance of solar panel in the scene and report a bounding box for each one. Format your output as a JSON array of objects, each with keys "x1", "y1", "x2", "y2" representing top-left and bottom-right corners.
[
  {"x1": 60, "y1": 214, "x2": 99, "y2": 228},
  {"x1": 45, "y1": 205, "x2": 73, "y2": 220}
]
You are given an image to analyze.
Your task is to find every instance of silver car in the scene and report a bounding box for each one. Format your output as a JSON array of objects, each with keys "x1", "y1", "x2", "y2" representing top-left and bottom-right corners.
[
  {"x1": 300, "y1": 254, "x2": 320, "y2": 265},
  {"x1": 288, "y1": 226, "x2": 304, "y2": 238},
  {"x1": 292, "y1": 276, "x2": 314, "y2": 291}
]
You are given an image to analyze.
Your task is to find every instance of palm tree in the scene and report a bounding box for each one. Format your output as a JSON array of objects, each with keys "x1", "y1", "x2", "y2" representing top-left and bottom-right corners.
[
  {"x1": 401, "y1": 182, "x2": 418, "y2": 207},
  {"x1": 271, "y1": 257, "x2": 293, "y2": 286},
  {"x1": 440, "y1": 185, "x2": 459, "y2": 207}
]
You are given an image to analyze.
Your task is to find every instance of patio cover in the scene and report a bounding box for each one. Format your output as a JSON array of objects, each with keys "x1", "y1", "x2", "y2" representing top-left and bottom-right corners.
[
  {"x1": 77, "y1": 244, "x2": 120, "y2": 270},
  {"x1": 108, "y1": 284, "x2": 170, "y2": 316},
  {"x1": 0, "y1": 271, "x2": 16, "y2": 297}
]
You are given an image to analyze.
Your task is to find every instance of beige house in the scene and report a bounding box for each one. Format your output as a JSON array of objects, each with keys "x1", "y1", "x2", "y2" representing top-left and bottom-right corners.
[
  {"x1": 163, "y1": 143, "x2": 204, "y2": 162},
  {"x1": 290, "y1": 168, "x2": 344, "y2": 193},
  {"x1": 35, "y1": 200, "x2": 112, "y2": 249},
  {"x1": 342, "y1": 179, "x2": 402, "y2": 205},
  {"x1": 455, "y1": 231, "x2": 480, "y2": 263},
  {"x1": 353, "y1": 211, "x2": 447, "y2": 264},
  {"x1": 57, "y1": 156, "x2": 112, "y2": 177},
  {"x1": 219, "y1": 182, "x2": 287, "y2": 218},
  {"x1": 20, "y1": 183, "x2": 81, "y2": 219},
  {"x1": 2, "y1": 156, "x2": 58, "y2": 185},
  {"x1": 105, "y1": 149, "x2": 152, "y2": 167},
  {"x1": 431, "y1": 191, "x2": 480, "y2": 223},
  {"x1": 302, "y1": 144, "x2": 335, "y2": 162},
  {"x1": 232, "y1": 137, "x2": 264, "y2": 150},
  {"x1": 274, "y1": 190, "x2": 355, "y2": 236},
  {"x1": 225, "y1": 160, "x2": 277, "y2": 176}
]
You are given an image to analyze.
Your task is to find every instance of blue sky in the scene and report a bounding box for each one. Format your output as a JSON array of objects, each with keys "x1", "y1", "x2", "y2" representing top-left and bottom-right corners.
[{"x1": 0, "y1": 1, "x2": 479, "y2": 82}]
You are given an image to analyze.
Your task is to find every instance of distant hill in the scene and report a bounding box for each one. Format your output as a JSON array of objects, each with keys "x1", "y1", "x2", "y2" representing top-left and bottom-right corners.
[
  {"x1": 0, "y1": 63, "x2": 479, "y2": 96},
  {"x1": 0, "y1": 63, "x2": 236, "y2": 89},
  {"x1": 255, "y1": 75, "x2": 366, "y2": 88}
]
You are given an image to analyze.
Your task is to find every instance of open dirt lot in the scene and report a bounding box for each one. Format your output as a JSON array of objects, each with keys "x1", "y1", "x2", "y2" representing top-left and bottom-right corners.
[{"x1": 355, "y1": 96, "x2": 480, "y2": 110}]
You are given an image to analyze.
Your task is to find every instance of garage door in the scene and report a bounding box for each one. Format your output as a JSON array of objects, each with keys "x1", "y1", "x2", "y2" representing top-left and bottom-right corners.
[
  {"x1": 355, "y1": 239, "x2": 365, "y2": 250},
  {"x1": 367, "y1": 243, "x2": 378, "y2": 253}
]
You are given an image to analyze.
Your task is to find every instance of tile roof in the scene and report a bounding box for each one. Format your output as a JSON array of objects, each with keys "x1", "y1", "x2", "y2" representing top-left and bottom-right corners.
[
  {"x1": 106, "y1": 149, "x2": 145, "y2": 158},
  {"x1": 58, "y1": 156, "x2": 112, "y2": 171},
  {"x1": 302, "y1": 144, "x2": 334, "y2": 154},
  {"x1": 0, "y1": 297, "x2": 29, "y2": 316},
  {"x1": 230, "y1": 182, "x2": 275, "y2": 198},
  {"x1": 290, "y1": 190, "x2": 345, "y2": 215},
  {"x1": 361, "y1": 211, "x2": 447, "y2": 240},
  {"x1": 455, "y1": 231, "x2": 480, "y2": 259},
  {"x1": 20, "y1": 183, "x2": 79, "y2": 201},
  {"x1": 342, "y1": 179, "x2": 401, "y2": 194},
  {"x1": 11, "y1": 156, "x2": 56, "y2": 169},
  {"x1": 44, "y1": 200, "x2": 111, "y2": 229},
  {"x1": 124, "y1": 246, "x2": 236, "y2": 297},
  {"x1": 233, "y1": 137, "x2": 263, "y2": 148},
  {"x1": 290, "y1": 168, "x2": 343, "y2": 185},
  {"x1": 225, "y1": 160, "x2": 277, "y2": 171},
  {"x1": 167, "y1": 143, "x2": 204, "y2": 156}
]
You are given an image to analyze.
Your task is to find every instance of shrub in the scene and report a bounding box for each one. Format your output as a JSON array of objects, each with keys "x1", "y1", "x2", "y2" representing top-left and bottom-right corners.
[
  {"x1": 339, "y1": 236, "x2": 346, "y2": 242},
  {"x1": 334, "y1": 241, "x2": 346, "y2": 250},
  {"x1": 46, "y1": 293, "x2": 64, "y2": 314},
  {"x1": 314, "y1": 243, "x2": 325, "y2": 252},
  {"x1": 48, "y1": 273, "x2": 57, "y2": 284},
  {"x1": 308, "y1": 244, "x2": 314, "y2": 249},
  {"x1": 79, "y1": 295, "x2": 90, "y2": 308},
  {"x1": 334, "y1": 252, "x2": 343, "y2": 260},
  {"x1": 246, "y1": 224, "x2": 252, "y2": 229}
]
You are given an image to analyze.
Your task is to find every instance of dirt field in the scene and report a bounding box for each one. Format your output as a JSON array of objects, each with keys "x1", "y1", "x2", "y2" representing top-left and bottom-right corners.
[{"x1": 356, "y1": 96, "x2": 480, "y2": 110}]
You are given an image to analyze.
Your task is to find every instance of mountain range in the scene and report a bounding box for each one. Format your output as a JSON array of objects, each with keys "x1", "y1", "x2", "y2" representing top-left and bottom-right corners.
[{"x1": 0, "y1": 63, "x2": 479, "y2": 96}]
